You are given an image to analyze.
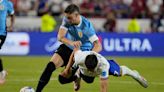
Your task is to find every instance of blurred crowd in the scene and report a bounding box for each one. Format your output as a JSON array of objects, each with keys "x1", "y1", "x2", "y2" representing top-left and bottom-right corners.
[
  {"x1": 10, "y1": 0, "x2": 164, "y2": 18},
  {"x1": 10, "y1": 0, "x2": 164, "y2": 32}
]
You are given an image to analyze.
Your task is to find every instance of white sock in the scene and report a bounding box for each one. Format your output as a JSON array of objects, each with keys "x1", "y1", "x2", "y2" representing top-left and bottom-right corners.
[{"x1": 120, "y1": 66, "x2": 138, "y2": 78}]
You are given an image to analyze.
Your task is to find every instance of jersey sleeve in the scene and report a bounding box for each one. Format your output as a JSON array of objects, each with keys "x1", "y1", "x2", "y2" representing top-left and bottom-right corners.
[
  {"x1": 100, "y1": 69, "x2": 109, "y2": 79},
  {"x1": 87, "y1": 22, "x2": 99, "y2": 43},
  {"x1": 59, "y1": 17, "x2": 68, "y2": 31},
  {"x1": 7, "y1": 1, "x2": 14, "y2": 15},
  {"x1": 96, "y1": 52, "x2": 110, "y2": 79}
]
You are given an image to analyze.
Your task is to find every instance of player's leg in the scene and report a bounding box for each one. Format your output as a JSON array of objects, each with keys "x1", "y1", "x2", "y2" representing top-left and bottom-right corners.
[
  {"x1": 120, "y1": 65, "x2": 148, "y2": 88},
  {"x1": 36, "y1": 54, "x2": 63, "y2": 92},
  {"x1": 108, "y1": 60, "x2": 148, "y2": 88},
  {"x1": 36, "y1": 44, "x2": 73, "y2": 92},
  {"x1": 0, "y1": 36, "x2": 7, "y2": 84}
]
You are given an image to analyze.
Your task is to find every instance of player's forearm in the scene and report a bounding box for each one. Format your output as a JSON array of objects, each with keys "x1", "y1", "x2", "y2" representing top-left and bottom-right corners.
[
  {"x1": 58, "y1": 36, "x2": 73, "y2": 46},
  {"x1": 92, "y1": 40, "x2": 102, "y2": 53},
  {"x1": 100, "y1": 79, "x2": 108, "y2": 92},
  {"x1": 65, "y1": 52, "x2": 74, "y2": 72},
  {"x1": 10, "y1": 15, "x2": 15, "y2": 28}
]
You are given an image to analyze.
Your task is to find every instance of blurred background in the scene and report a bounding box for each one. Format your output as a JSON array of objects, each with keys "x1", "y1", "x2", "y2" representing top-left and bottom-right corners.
[
  {"x1": 8, "y1": 0, "x2": 164, "y2": 33},
  {"x1": 0, "y1": 0, "x2": 164, "y2": 92}
]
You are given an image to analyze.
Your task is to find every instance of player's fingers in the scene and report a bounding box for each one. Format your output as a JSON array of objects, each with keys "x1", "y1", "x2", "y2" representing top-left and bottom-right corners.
[{"x1": 77, "y1": 41, "x2": 82, "y2": 46}]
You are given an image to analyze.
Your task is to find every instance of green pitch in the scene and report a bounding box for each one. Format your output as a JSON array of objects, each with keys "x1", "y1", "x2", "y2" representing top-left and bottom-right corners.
[{"x1": 0, "y1": 56, "x2": 164, "y2": 92}]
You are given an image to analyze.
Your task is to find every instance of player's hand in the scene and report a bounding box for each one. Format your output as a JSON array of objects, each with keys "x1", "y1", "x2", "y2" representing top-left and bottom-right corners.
[
  {"x1": 71, "y1": 41, "x2": 82, "y2": 48},
  {"x1": 60, "y1": 69, "x2": 69, "y2": 78}
]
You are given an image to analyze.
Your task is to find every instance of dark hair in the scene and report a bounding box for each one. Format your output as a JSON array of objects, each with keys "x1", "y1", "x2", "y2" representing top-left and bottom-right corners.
[
  {"x1": 64, "y1": 4, "x2": 80, "y2": 14},
  {"x1": 85, "y1": 54, "x2": 98, "y2": 70}
]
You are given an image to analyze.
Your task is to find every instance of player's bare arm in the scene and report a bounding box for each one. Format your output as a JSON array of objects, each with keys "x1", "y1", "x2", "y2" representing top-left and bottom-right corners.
[
  {"x1": 7, "y1": 14, "x2": 15, "y2": 32},
  {"x1": 60, "y1": 51, "x2": 75, "y2": 77},
  {"x1": 92, "y1": 40, "x2": 102, "y2": 53},
  {"x1": 58, "y1": 28, "x2": 72, "y2": 45},
  {"x1": 58, "y1": 28, "x2": 82, "y2": 48},
  {"x1": 100, "y1": 78, "x2": 108, "y2": 92}
]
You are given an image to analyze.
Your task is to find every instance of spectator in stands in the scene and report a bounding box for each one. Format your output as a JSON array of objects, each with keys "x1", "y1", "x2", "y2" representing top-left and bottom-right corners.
[
  {"x1": 36, "y1": 0, "x2": 49, "y2": 16},
  {"x1": 131, "y1": 0, "x2": 147, "y2": 18},
  {"x1": 123, "y1": 0, "x2": 133, "y2": 6},
  {"x1": 127, "y1": 16, "x2": 141, "y2": 33},
  {"x1": 147, "y1": 0, "x2": 163, "y2": 17},
  {"x1": 80, "y1": 0, "x2": 95, "y2": 17},
  {"x1": 41, "y1": 10, "x2": 57, "y2": 32},
  {"x1": 71, "y1": 0, "x2": 83, "y2": 6},
  {"x1": 10, "y1": 0, "x2": 18, "y2": 14},
  {"x1": 17, "y1": 0, "x2": 32, "y2": 16},
  {"x1": 103, "y1": 11, "x2": 116, "y2": 32},
  {"x1": 150, "y1": 13, "x2": 162, "y2": 32},
  {"x1": 161, "y1": 0, "x2": 164, "y2": 18},
  {"x1": 94, "y1": 0, "x2": 105, "y2": 17},
  {"x1": 61, "y1": 0, "x2": 71, "y2": 14},
  {"x1": 48, "y1": 0, "x2": 62, "y2": 16},
  {"x1": 107, "y1": 0, "x2": 130, "y2": 18}
]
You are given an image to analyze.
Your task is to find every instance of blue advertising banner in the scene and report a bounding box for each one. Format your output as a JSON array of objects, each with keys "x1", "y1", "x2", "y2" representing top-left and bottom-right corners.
[
  {"x1": 2, "y1": 32, "x2": 164, "y2": 56},
  {"x1": 29, "y1": 32, "x2": 61, "y2": 55},
  {"x1": 98, "y1": 33, "x2": 164, "y2": 56}
]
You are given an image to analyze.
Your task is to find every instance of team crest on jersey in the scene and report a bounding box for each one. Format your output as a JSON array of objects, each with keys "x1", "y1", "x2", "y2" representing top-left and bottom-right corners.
[
  {"x1": 78, "y1": 31, "x2": 83, "y2": 38},
  {"x1": 0, "y1": 4, "x2": 4, "y2": 10}
]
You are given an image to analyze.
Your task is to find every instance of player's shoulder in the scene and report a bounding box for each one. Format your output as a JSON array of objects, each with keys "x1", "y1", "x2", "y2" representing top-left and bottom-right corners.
[
  {"x1": 5, "y1": 0, "x2": 13, "y2": 6},
  {"x1": 81, "y1": 16, "x2": 92, "y2": 27},
  {"x1": 74, "y1": 50, "x2": 90, "y2": 63},
  {"x1": 61, "y1": 16, "x2": 71, "y2": 27}
]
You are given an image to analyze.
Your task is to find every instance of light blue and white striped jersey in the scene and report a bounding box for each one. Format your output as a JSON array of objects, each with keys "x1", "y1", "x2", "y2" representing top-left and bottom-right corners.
[
  {"x1": 60, "y1": 16, "x2": 98, "y2": 51},
  {"x1": 0, "y1": 0, "x2": 14, "y2": 36}
]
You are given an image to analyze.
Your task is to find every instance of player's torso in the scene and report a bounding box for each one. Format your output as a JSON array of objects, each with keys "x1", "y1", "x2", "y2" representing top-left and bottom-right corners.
[
  {"x1": 0, "y1": 0, "x2": 9, "y2": 35},
  {"x1": 79, "y1": 62, "x2": 109, "y2": 77},
  {"x1": 66, "y1": 17, "x2": 93, "y2": 50}
]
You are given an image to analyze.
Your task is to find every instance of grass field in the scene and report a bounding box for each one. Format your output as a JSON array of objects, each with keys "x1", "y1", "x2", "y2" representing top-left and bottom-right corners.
[{"x1": 0, "y1": 56, "x2": 164, "y2": 92}]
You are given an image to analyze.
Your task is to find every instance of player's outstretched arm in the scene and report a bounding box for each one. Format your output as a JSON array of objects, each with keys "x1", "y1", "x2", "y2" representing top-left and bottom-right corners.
[
  {"x1": 58, "y1": 28, "x2": 82, "y2": 48},
  {"x1": 100, "y1": 78, "x2": 108, "y2": 92},
  {"x1": 58, "y1": 28, "x2": 73, "y2": 45},
  {"x1": 60, "y1": 49, "x2": 78, "y2": 77}
]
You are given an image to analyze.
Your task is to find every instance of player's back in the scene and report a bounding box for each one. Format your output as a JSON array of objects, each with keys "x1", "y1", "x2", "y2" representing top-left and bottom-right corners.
[{"x1": 74, "y1": 50, "x2": 110, "y2": 77}]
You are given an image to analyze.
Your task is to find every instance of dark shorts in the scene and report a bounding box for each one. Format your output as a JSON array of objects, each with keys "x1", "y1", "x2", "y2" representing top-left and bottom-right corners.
[
  {"x1": 0, "y1": 35, "x2": 6, "y2": 49},
  {"x1": 55, "y1": 44, "x2": 73, "y2": 67}
]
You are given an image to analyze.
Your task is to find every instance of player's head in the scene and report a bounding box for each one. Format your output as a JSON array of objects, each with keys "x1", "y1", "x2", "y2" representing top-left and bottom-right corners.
[
  {"x1": 64, "y1": 4, "x2": 80, "y2": 25},
  {"x1": 85, "y1": 54, "x2": 98, "y2": 71}
]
